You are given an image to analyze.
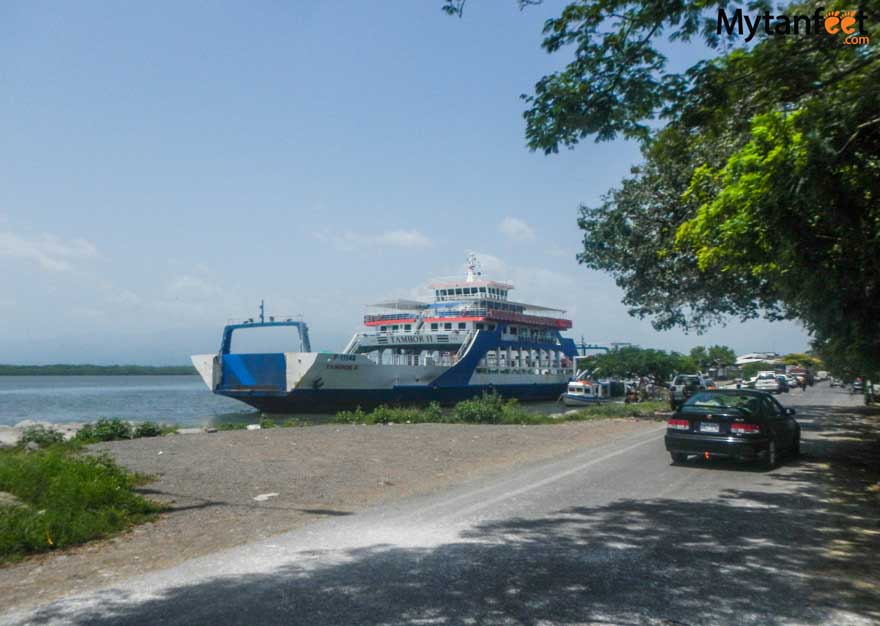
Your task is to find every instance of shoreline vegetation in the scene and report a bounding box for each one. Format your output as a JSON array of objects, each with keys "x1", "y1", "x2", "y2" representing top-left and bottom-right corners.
[{"x1": 0, "y1": 364, "x2": 197, "y2": 376}]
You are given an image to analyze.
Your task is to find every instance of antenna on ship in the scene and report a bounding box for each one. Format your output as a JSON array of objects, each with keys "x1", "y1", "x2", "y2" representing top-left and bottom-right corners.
[
  {"x1": 465, "y1": 253, "x2": 481, "y2": 283},
  {"x1": 259, "y1": 299, "x2": 265, "y2": 324}
]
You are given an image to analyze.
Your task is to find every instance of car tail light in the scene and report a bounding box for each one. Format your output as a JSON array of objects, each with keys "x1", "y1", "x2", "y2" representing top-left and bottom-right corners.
[
  {"x1": 667, "y1": 418, "x2": 690, "y2": 431},
  {"x1": 730, "y1": 423, "x2": 761, "y2": 435}
]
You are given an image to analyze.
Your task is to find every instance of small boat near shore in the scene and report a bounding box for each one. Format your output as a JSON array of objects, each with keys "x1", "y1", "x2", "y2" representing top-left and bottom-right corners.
[{"x1": 559, "y1": 380, "x2": 610, "y2": 407}]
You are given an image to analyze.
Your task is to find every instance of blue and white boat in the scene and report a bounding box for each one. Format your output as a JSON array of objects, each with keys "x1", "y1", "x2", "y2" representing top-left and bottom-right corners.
[
  {"x1": 192, "y1": 256, "x2": 579, "y2": 413},
  {"x1": 560, "y1": 380, "x2": 606, "y2": 406}
]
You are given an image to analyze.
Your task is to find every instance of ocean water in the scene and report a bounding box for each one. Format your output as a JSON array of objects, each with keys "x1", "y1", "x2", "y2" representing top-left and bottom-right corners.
[
  {"x1": 0, "y1": 375, "x2": 256, "y2": 427},
  {"x1": 0, "y1": 376, "x2": 570, "y2": 428}
]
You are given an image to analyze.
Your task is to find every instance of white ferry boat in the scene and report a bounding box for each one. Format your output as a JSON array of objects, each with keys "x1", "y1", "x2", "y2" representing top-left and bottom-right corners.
[{"x1": 191, "y1": 257, "x2": 579, "y2": 413}]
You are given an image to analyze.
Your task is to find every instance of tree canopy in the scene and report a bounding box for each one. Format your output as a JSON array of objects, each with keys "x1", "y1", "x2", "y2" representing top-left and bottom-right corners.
[
  {"x1": 689, "y1": 345, "x2": 737, "y2": 369},
  {"x1": 580, "y1": 346, "x2": 695, "y2": 381},
  {"x1": 445, "y1": 0, "x2": 880, "y2": 377}
]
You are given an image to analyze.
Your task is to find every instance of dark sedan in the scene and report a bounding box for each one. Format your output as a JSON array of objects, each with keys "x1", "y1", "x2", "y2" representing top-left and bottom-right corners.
[{"x1": 665, "y1": 389, "x2": 800, "y2": 469}]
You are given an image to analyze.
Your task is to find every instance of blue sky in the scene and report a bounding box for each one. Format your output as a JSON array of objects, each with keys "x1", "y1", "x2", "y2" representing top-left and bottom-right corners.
[{"x1": 0, "y1": 1, "x2": 809, "y2": 364}]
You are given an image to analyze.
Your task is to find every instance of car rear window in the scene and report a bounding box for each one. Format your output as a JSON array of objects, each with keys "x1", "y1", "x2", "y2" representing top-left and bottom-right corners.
[{"x1": 683, "y1": 392, "x2": 761, "y2": 414}]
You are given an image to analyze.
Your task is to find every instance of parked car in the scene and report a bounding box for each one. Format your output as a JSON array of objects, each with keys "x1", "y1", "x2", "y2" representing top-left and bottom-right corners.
[
  {"x1": 669, "y1": 374, "x2": 708, "y2": 410},
  {"x1": 852, "y1": 378, "x2": 864, "y2": 394},
  {"x1": 754, "y1": 371, "x2": 782, "y2": 394},
  {"x1": 776, "y1": 375, "x2": 790, "y2": 393},
  {"x1": 665, "y1": 390, "x2": 800, "y2": 468},
  {"x1": 830, "y1": 378, "x2": 842, "y2": 387}
]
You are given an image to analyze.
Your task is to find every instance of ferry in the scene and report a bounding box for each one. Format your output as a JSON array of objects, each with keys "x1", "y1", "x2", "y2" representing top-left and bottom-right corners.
[{"x1": 191, "y1": 256, "x2": 578, "y2": 413}]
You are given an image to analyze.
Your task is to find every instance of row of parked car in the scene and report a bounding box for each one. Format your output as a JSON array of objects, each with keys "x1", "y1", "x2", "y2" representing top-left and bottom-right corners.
[{"x1": 668, "y1": 370, "x2": 812, "y2": 410}]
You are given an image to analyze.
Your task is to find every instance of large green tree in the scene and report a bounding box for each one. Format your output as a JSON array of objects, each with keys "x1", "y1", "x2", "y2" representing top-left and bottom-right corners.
[{"x1": 445, "y1": 0, "x2": 880, "y2": 377}]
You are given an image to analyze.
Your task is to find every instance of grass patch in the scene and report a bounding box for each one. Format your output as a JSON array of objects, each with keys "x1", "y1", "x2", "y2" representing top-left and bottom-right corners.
[
  {"x1": 565, "y1": 400, "x2": 669, "y2": 421},
  {"x1": 73, "y1": 418, "x2": 177, "y2": 443},
  {"x1": 0, "y1": 444, "x2": 161, "y2": 563},
  {"x1": 335, "y1": 393, "x2": 668, "y2": 426}
]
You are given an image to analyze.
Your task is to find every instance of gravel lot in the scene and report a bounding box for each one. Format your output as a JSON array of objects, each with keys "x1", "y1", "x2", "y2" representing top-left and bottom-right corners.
[{"x1": 0, "y1": 417, "x2": 657, "y2": 610}]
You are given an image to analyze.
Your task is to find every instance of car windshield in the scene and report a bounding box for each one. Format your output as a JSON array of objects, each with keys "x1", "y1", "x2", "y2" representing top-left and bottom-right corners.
[
  {"x1": 758, "y1": 373, "x2": 775, "y2": 379},
  {"x1": 674, "y1": 376, "x2": 699, "y2": 385},
  {"x1": 683, "y1": 392, "x2": 760, "y2": 414}
]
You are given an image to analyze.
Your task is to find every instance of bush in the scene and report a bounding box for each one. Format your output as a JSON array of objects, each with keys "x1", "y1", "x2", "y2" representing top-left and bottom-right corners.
[
  {"x1": 452, "y1": 392, "x2": 535, "y2": 424},
  {"x1": 215, "y1": 422, "x2": 248, "y2": 431},
  {"x1": 132, "y1": 422, "x2": 164, "y2": 438},
  {"x1": 74, "y1": 418, "x2": 133, "y2": 443},
  {"x1": 259, "y1": 417, "x2": 277, "y2": 429},
  {"x1": 335, "y1": 402, "x2": 445, "y2": 425},
  {"x1": 0, "y1": 446, "x2": 161, "y2": 562},
  {"x1": 19, "y1": 425, "x2": 65, "y2": 448}
]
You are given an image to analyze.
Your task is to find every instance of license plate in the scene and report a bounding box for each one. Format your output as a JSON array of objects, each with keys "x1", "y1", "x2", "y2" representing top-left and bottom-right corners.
[{"x1": 700, "y1": 422, "x2": 720, "y2": 433}]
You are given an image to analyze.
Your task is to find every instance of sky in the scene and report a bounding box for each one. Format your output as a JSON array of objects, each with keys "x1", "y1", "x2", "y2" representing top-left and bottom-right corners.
[{"x1": 0, "y1": 1, "x2": 810, "y2": 365}]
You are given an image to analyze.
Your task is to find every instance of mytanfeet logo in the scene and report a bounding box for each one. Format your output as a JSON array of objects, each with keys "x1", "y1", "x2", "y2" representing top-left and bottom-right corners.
[{"x1": 717, "y1": 6, "x2": 870, "y2": 45}]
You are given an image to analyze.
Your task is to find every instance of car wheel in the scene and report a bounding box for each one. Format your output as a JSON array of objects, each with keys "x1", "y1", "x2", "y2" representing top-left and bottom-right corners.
[
  {"x1": 670, "y1": 452, "x2": 688, "y2": 464},
  {"x1": 762, "y1": 440, "x2": 779, "y2": 470}
]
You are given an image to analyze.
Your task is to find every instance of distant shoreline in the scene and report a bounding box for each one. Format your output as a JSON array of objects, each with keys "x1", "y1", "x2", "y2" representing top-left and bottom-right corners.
[{"x1": 0, "y1": 365, "x2": 197, "y2": 376}]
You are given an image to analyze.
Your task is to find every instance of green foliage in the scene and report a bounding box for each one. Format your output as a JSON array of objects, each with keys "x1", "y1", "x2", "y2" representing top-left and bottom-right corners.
[
  {"x1": 781, "y1": 353, "x2": 822, "y2": 368},
  {"x1": 19, "y1": 425, "x2": 65, "y2": 448},
  {"x1": 74, "y1": 419, "x2": 133, "y2": 443},
  {"x1": 259, "y1": 417, "x2": 277, "y2": 429},
  {"x1": 215, "y1": 422, "x2": 248, "y2": 431},
  {"x1": 447, "y1": 0, "x2": 880, "y2": 380},
  {"x1": 0, "y1": 446, "x2": 161, "y2": 562},
  {"x1": 132, "y1": 422, "x2": 165, "y2": 438},
  {"x1": 0, "y1": 364, "x2": 195, "y2": 376},
  {"x1": 582, "y1": 346, "x2": 694, "y2": 382},
  {"x1": 451, "y1": 393, "x2": 531, "y2": 424},
  {"x1": 336, "y1": 402, "x2": 445, "y2": 425},
  {"x1": 335, "y1": 394, "x2": 666, "y2": 426},
  {"x1": 568, "y1": 400, "x2": 668, "y2": 420},
  {"x1": 689, "y1": 345, "x2": 737, "y2": 369}
]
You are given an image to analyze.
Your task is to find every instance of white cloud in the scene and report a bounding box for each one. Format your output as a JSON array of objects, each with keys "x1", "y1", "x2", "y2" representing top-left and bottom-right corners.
[
  {"x1": 166, "y1": 274, "x2": 224, "y2": 299},
  {"x1": 0, "y1": 230, "x2": 97, "y2": 272},
  {"x1": 498, "y1": 217, "x2": 535, "y2": 241},
  {"x1": 315, "y1": 229, "x2": 432, "y2": 251}
]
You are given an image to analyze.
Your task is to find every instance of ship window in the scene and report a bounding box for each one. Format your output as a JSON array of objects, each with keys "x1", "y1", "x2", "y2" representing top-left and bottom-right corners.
[
  {"x1": 455, "y1": 288, "x2": 462, "y2": 295},
  {"x1": 404, "y1": 324, "x2": 411, "y2": 331},
  {"x1": 488, "y1": 324, "x2": 496, "y2": 330},
  {"x1": 430, "y1": 323, "x2": 438, "y2": 330},
  {"x1": 380, "y1": 326, "x2": 387, "y2": 331},
  {"x1": 392, "y1": 325, "x2": 399, "y2": 331},
  {"x1": 444, "y1": 323, "x2": 452, "y2": 330},
  {"x1": 509, "y1": 327, "x2": 517, "y2": 335},
  {"x1": 480, "y1": 287, "x2": 486, "y2": 293},
  {"x1": 476, "y1": 323, "x2": 484, "y2": 330},
  {"x1": 458, "y1": 322, "x2": 466, "y2": 329}
]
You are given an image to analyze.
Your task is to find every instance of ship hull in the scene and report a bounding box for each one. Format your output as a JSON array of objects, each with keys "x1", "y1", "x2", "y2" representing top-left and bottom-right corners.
[{"x1": 219, "y1": 382, "x2": 567, "y2": 413}]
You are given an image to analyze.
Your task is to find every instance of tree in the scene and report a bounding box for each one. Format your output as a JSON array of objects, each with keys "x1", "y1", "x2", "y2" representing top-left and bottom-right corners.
[
  {"x1": 581, "y1": 346, "x2": 695, "y2": 382},
  {"x1": 689, "y1": 345, "x2": 736, "y2": 370},
  {"x1": 781, "y1": 353, "x2": 822, "y2": 369},
  {"x1": 444, "y1": 0, "x2": 880, "y2": 378}
]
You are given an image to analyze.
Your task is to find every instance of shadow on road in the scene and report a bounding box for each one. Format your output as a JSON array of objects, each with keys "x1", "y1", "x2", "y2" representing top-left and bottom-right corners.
[{"x1": 26, "y1": 404, "x2": 880, "y2": 626}]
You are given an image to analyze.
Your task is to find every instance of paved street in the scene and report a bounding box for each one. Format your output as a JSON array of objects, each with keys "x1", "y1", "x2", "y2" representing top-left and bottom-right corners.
[{"x1": 4, "y1": 384, "x2": 879, "y2": 626}]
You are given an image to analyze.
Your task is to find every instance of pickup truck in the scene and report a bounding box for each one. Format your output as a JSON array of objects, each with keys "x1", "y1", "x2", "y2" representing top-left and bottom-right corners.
[{"x1": 669, "y1": 374, "x2": 708, "y2": 410}]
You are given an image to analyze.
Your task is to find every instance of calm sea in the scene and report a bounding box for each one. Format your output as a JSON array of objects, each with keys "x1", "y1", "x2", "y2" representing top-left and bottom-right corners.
[{"x1": 0, "y1": 375, "x2": 256, "y2": 427}]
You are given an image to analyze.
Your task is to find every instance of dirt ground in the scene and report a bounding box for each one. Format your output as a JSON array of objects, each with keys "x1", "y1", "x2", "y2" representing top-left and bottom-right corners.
[{"x1": 0, "y1": 418, "x2": 658, "y2": 610}]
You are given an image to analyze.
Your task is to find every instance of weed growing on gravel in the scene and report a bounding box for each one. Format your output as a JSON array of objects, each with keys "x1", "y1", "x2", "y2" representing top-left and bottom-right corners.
[
  {"x1": 334, "y1": 394, "x2": 667, "y2": 426},
  {"x1": 0, "y1": 446, "x2": 161, "y2": 562},
  {"x1": 215, "y1": 422, "x2": 249, "y2": 431},
  {"x1": 73, "y1": 418, "x2": 177, "y2": 443},
  {"x1": 567, "y1": 400, "x2": 668, "y2": 420}
]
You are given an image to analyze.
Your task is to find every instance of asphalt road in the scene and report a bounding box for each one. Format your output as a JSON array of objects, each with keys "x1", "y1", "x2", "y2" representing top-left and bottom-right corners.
[{"x1": 4, "y1": 384, "x2": 878, "y2": 626}]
